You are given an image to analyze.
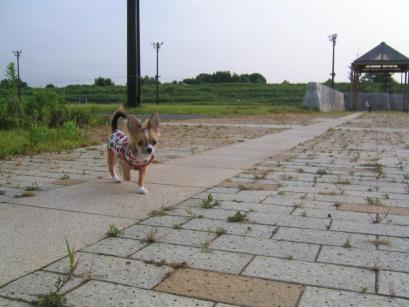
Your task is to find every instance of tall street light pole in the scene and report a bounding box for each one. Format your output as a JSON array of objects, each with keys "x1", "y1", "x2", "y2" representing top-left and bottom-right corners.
[
  {"x1": 13, "y1": 50, "x2": 22, "y2": 98},
  {"x1": 127, "y1": 0, "x2": 141, "y2": 107},
  {"x1": 152, "y1": 42, "x2": 163, "y2": 105},
  {"x1": 328, "y1": 33, "x2": 337, "y2": 89}
]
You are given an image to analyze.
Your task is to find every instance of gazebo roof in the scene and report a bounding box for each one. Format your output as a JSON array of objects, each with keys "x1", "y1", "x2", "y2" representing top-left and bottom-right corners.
[{"x1": 354, "y1": 42, "x2": 409, "y2": 66}]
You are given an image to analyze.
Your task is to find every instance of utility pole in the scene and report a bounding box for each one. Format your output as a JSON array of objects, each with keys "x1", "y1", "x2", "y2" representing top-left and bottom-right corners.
[
  {"x1": 328, "y1": 34, "x2": 337, "y2": 88},
  {"x1": 152, "y1": 42, "x2": 163, "y2": 105},
  {"x1": 127, "y1": 0, "x2": 141, "y2": 107},
  {"x1": 13, "y1": 50, "x2": 22, "y2": 98}
]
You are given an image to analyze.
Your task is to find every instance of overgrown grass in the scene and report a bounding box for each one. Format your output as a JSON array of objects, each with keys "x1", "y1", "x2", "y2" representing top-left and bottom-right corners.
[
  {"x1": 67, "y1": 103, "x2": 320, "y2": 117},
  {"x1": 0, "y1": 124, "x2": 96, "y2": 159}
]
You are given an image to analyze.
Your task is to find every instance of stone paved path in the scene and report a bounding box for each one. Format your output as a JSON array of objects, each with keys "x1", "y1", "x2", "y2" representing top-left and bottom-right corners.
[{"x1": 5, "y1": 112, "x2": 409, "y2": 306}]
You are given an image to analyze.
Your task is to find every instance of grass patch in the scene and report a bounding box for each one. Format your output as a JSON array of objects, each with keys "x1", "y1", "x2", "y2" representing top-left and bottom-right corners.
[
  {"x1": 227, "y1": 211, "x2": 247, "y2": 223},
  {"x1": 34, "y1": 291, "x2": 67, "y2": 307},
  {"x1": 0, "y1": 124, "x2": 95, "y2": 159},
  {"x1": 106, "y1": 224, "x2": 120, "y2": 237}
]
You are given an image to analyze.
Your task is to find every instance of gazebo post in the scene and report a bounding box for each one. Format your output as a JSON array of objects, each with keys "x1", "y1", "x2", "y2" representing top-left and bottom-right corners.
[
  {"x1": 404, "y1": 71, "x2": 409, "y2": 112},
  {"x1": 351, "y1": 67, "x2": 359, "y2": 111}
]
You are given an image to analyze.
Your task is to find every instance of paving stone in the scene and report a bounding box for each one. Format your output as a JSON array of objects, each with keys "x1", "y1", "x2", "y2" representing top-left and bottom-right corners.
[
  {"x1": 157, "y1": 229, "x2": 216, "y2": 247},
  {"x1": 66, "y1": 280, "x2": 213, "y2": 307},
  {"x1": 132, "y1": 242, "x2": 252, "y2": 274},
  {"x1": 82, "y1": 237, "x2": 147, "y2": 257},
  {"x1": 0, "y1": 297, "x2": 31, "y2": 306},
  {"x1": 45, "y1": 252, "x2": 172, "y2": 289},
  {"x1": 274, "y1": 227, "x2": 376, "y2": 250},
  {"x1": 168, "y1": 207, "x2": 246, "y2": 220},
  {"x1": 232, "y1": 190, "x2": 273, "y2": 202},
  {"x1": 378, "y1": 271, "x2": 409, "y2": 298},
  {"x1": 182, "y1": 218, "x2": 275, "y2": 238},
  {"x1": 339, "y1": 203, "x2": 409, "y2": 217},
  {"x1": 219, "y1": 200, "x2": 293, "y2": 214},
  {"x1": 193, "y1": 192, "x2": 238, "y2": 201},
  {"x1": 243, "y1": 256, "x2": 375, "y2": 292},
  {"x1": 155, "y1": 268, "x2": 303, "y2": 307},
  {"x1": 120, "y1": 224, "x2": 171, "y2": 240},
  {"x1": 248, "y1": 212, "x2": 330, "y2": 230},
  {"x1": 298, "y1": 286, "x2": 409, "y2": 307},
  {"x1": 377, "y1": 236, "x2": 409, "y2": 253},
  {"x1": 211, "y1": 234, "x2": 319, "y2": 261},
  {"x1": 207, "y1": 187, "x2": 240, "y2": 194},
  {"x1": 318, "y1": 246, "x2": 409, "y2": 272},
  {"x1": 292, "y1": 207, "x2": 377, "y2": 223},
  {"x1": 331, "y1": 219, "x2": 409, "y2": 237},
  {"x1": 0, "y1": 271, "x2": 82, "y2": 302},
  {"x1": 140, "y1": 215, "x2": 191, "y2": 227}
]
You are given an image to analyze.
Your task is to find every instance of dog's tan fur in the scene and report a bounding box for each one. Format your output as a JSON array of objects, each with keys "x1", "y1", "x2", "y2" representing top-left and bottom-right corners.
[{"x1": 108, "y1": 109, "x2": 160, "y2": 193}]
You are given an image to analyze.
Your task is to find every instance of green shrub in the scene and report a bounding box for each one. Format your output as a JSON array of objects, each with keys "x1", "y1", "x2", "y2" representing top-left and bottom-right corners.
[
  {"x1": 25, "y1": 90, "x2": 68, "y2": 127},
  {"x1": 28, "y1": 125, "x2": 50, "y2": 146}
]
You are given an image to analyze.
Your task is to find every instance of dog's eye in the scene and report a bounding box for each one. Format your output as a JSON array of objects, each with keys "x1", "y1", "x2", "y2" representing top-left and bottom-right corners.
[
  {"x1": 138, "y1": 141, "x2": 144, "y2": 146},
  {"x1": 151, "y1": 140, "x2": 157, "y2": 146}
]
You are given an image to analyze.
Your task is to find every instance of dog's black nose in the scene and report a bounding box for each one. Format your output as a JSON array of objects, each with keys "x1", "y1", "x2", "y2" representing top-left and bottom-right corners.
[{"x1": 147, "y1": 147, "x2": 152, "y2": 154}]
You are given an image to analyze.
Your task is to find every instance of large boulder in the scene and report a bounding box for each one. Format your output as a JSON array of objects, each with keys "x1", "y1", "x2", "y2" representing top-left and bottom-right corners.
[{"x1": 302, "y1": 82, "x2": 345, "y2": 112}]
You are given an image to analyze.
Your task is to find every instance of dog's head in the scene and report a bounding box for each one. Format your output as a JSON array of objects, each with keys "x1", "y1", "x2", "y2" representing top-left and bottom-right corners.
[{"x1": 127, "y1": 113, "x2": 160, "y2": 159}]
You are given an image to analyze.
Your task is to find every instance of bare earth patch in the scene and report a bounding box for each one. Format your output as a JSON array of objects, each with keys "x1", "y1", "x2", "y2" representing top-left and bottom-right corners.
[
  {"x1": 345, "y1": 112, "x2": 409, "y2": 129},
  {"x1": 176, "y1": 112, "x2": 343, "y2": 126}
]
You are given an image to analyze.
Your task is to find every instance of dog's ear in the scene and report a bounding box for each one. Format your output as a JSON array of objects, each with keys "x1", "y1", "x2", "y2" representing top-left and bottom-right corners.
[
  {"x1": 127, "y1": 116, "x2": 142, "y2": 134},
  {"x1": 147, "y1": 113, "x2": 160, "y2": 132}
]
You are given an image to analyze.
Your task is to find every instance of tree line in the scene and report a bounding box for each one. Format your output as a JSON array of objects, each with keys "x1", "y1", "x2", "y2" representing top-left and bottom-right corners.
[{"x1": 182, "y1": 71, "x2": 267, "y2": 85}]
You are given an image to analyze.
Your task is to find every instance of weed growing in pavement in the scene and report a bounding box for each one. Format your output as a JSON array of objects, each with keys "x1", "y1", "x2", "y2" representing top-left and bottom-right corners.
[
  {"x1": 25, "y1": 181, "x2": 41, "y2": 191},
  {"x1": 201, "y1": 193, "x2": 219, "y2": 209},
  {"x1": 106, "y1": 224, "x2": 120, "y2": 237},
  {"x1": 227, "y1": 211, "x2": 247, "y2": 223},
  {"x1": 343, "y1": 236, "x2": 352, "y2": 248},
  {"x1": 200, "y1": 241, "x2": 211, "y2": 253},
  {"x1": 215, "y1": 226, "x2": 227, "y2": 237}
]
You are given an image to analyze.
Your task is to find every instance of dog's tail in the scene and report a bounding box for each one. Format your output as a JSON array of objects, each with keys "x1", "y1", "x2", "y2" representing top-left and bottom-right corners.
[{"x1": 111, "y1": 108, "x2": 128, "y2": 132}]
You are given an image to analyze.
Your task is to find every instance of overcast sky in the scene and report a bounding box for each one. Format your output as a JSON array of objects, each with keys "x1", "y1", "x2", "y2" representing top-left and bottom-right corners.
[{"x1": 1, "y1": 0, "x2": 408, "y2": 86}]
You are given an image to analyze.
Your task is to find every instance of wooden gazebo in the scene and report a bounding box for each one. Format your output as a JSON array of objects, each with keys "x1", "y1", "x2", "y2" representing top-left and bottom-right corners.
[{"x1": 350, "y1": 42, "x2": 409, "y2": 111}]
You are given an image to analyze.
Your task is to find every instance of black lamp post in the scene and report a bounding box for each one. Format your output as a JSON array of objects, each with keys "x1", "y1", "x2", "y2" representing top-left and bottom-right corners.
[{"x1": 127, "y1": 0, "x2": 141, "y2": 107}]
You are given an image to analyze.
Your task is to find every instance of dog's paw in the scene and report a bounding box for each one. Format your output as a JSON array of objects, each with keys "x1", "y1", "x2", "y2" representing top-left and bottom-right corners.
[
  {"x1": 112, "y1": 175, "x2": 121, "y2": 183},
  {"x1": 137, "y1": 186, "x2": 148, "y2": 194}
]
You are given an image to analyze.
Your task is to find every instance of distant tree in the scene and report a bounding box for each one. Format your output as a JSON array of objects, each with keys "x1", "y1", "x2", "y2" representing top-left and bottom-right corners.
[
  {"x1": 212, "y1": 71, "x2": 232, "y2": 83},
  {"x1": 182, "y1": 78, "x2": 195, "y2": 85},
  {"x1": 360, "y1": 72, "x2": 398, "y2": 92},
  {"x1": 45, "y1": 83, "x2": 55, "y2": 88},
  {"x1": 238, "y1": 74, "x2": 250, "y2": 83},
  {"x1": 181, "y1": 71, "x2": 267, "y2": 84},
  {"x1": 196, "y1": 73, "x2": 213, "y2": 83},
  {"x1": 248, "y1": 73, "x2": 266, "y2": 84},
  {"x1": 94, "y1": 77, "x2": 114, "y2": 86},
  {"x1": 0, "y1": 79, "x2": 10, "y2": 88},
  {"x1": 141, "y1": 75, "x2": 157, "y2": 85},
  {"x1": 281, "y1": 80, "x2": 290, "y2": 84}
]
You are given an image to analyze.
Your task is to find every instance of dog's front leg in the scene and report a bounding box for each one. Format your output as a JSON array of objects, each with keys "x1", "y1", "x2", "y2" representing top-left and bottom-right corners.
[{"x1": 137, "y1": 166, "x2": 148, "y2": 194}]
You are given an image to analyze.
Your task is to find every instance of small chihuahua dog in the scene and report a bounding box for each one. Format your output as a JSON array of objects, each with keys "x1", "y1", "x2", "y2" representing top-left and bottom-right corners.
[{"x1": 107, "y1": 108, "x2": 160, "y2": 194}]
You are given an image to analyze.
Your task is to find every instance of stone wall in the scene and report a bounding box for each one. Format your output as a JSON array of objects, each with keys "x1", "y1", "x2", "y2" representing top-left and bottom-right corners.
[
  {"x1": 343, "y1": 92, "x2": 404, "y2": 111},
  {"x1": 302, "y1": 83, "x2": 345, "y2": 112}
]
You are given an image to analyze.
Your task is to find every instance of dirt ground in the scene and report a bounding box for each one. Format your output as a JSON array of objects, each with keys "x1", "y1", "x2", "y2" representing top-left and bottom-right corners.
[
  {"x1": 176, "y1": 113, "x2": 344, "y2": 126},
  {"x1": 88, "y1": 122, "x2": 284, "y2": 161},
  {"x1": 344, "y1": 112, "x2": 409, "y2": 129}
]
